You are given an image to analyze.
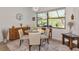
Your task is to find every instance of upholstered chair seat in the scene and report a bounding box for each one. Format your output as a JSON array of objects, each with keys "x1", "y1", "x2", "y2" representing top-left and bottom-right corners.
[
  {"x1": 29, "y1": 32, "x2": 41, "y2": 51},
  {"x1": 18, "y1": 29, "x2": 28, "y2": 46}
]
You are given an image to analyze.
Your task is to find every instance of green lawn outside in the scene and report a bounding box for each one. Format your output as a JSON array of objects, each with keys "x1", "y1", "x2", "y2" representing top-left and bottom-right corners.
[
  {"x1": 38, "y1": 19, "x2": 47, "y2": 26},
  {"x1": 38, "y1": 19, "x2": 64, "y2": 28},
  {"x1": 48, "y1": 19, "x2": 64, "y2": 28}
]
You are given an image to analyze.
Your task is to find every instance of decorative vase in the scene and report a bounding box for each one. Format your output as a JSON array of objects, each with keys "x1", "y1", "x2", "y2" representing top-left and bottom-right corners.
[
  {"x1": 68, "y1": 21, "x2": 74, "y2": 34},
  {"x1": 2, "y1": 29, "x2": 8, "y2": 43}
]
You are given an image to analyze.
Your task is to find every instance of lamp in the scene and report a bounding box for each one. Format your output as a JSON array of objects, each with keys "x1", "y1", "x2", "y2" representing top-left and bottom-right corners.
[
  {"x1": 71, "y1": 14, "x2": 74, "y2": 20},
  {"x1": 68, "y1": 14, "x2": 74, "y2": 34}
]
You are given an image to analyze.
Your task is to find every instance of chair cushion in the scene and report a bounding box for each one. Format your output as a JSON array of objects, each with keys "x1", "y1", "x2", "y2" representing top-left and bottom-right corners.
[
  {"x1": 41, "y1": 34, "x2": 48, "y2": 39},
  {"x1": 29, "y1": 33, "x2": 40, "y2": 45},
  {"x1": 20, "y1": 35, "x2": 29, "y2": 40}
]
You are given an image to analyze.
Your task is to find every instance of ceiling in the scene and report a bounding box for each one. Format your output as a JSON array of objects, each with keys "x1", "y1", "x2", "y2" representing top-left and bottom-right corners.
[{"x1": 33, "y1": 7, "x2": 62, "y2": 12}]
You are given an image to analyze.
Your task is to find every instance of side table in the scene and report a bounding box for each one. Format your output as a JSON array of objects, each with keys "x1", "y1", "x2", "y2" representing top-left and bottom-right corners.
[{"x1": 62, "y1": 33, "x2": 79, "y2": 50}]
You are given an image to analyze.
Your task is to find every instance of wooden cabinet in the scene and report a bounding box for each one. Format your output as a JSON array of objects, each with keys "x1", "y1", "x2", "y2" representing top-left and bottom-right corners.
[
  {"x1": 22, "y1": 27, "x2": 30, "y2": 35},
  {"x1": 9, "y1": 27, "x2": 19, "y2": 41},
  {"x1": 9, "y1": 26, "x2": 30, "y2": 41}
]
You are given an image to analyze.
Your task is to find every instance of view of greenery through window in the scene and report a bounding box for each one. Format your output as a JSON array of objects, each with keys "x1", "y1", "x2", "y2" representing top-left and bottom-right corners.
[
  {"x1": 37, "y1": 13, "x2": 47, "y2": 27},
  {"x1": 37, "y1": 8, "x2": 65, "y2": 28}
]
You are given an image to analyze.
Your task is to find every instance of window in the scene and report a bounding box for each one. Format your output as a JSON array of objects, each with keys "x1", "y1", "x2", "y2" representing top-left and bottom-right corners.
[
  {"x1": 37, "y1": 8, "x2": 65, "y2": 29},
  {"x1": 37, "y1": 12, "x2": 47, "y2": 27},
  {"x1": 48, "y1": 9, "x2": 65, "y2": 28}
]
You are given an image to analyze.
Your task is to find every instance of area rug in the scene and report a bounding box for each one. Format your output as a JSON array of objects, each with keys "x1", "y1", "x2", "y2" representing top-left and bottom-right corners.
[{"x1": 7, "y1": 39, "x2": 79, "y2": 51}]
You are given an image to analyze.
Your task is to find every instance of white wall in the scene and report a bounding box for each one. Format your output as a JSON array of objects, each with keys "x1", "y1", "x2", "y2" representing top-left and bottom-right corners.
[
  {"x1": 34, "y1": 7, "x2": 79, "y2": 41},
  {"x1": 0, "y1": 7, "x2": 79, "y2": 42},
  {"x1": 0, "y1": 7, "x2": 33, "y2": 42},
  {"x1": 53, "y1": 7, "x2": 79, "y2": 40}
]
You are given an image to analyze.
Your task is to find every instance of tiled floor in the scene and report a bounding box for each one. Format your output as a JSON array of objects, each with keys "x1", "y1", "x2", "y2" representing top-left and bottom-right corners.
[
  {"x1": 1, "y1": 39, "x2": 79, "y2": 51},
  {"x1": 6, "y1": 39, "x2": 79, "y2": 51}
]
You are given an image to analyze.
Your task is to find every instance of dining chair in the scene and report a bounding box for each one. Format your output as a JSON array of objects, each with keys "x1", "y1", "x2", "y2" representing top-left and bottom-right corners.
[
  {"x1": 18, "y1": 29, "x2": 27, "y2": 46},
  {"x1": 45, "y1": 28, "x2": 50, "y2": 43},
  {"x1": 29, "y1": 32, "x2": 41, "y2": 51},
  {"x1": 40, "y1": 28, "x2": 49, "y2": 44}
]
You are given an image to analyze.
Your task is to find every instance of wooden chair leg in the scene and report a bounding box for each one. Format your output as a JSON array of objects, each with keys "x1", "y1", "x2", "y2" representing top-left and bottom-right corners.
[
  {"x1": 77, "y1": 39, "x2": 79, "y2": 48},
  {"x1": 19, "y1": 40, "x2": 24, "y2": 47},
  {"x1": 39, "y1": 45, "x2": 41, "y2": 51},
  {"x1": 20, "y1": 40, "x2": 22, "y2": 46},
  {"x1": 40, "y1": 39, "x2": 41, "y2": 46},
  {"x1": 29, "y1": 45, "x2": 32, "y2": 51},
  {"x1": 47, "y1": 38, "x2": 49, "y2": 44}
]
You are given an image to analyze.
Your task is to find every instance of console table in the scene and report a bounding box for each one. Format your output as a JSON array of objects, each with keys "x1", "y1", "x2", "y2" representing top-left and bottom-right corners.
[
  {"x1": 9, "y1": 26, "x2": 30, "y2": 41},
  {"x1": 62, "y1": 33, "x2": 79, "y2": 50}
]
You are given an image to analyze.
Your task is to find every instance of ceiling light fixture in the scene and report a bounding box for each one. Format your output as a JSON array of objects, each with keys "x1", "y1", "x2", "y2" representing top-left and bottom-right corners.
[{"x1": 33, "y1": 7, "x2": 39, "y2": 12}]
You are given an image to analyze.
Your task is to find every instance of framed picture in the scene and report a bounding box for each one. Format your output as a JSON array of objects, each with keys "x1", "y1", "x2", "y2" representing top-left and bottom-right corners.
[
  {"x1": 16, "y1": 13, "x2": 23, "y2": 20},
  {"x1": 32, "y1": 17, "x2": 35, "y2": 21}
]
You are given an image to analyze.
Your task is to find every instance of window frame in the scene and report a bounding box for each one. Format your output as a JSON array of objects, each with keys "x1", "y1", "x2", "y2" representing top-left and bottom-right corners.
[
  {"x1": 36, "y1": 7, "x2": 66, "y2": 29},
  {"x1": 36, "y1": 12, "x2": 48, "y2": 27}
]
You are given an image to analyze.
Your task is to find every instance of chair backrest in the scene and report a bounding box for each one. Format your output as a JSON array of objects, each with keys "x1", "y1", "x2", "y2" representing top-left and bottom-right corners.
[
  {"x1": 18, "y1": 29, "x2": 24, "y2": 38},
  {"x1": 29, "y1": 32, "x2": 41, "y2": 45},
  {"x1": 37, "y1": 27, "x2": 45, "y2": 34},
  {"x1": 45, "y1": 28, "x2": 49, "y2": 36}
]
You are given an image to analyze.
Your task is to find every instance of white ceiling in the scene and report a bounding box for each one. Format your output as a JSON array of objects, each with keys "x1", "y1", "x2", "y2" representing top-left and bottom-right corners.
[{"x1": 33, "y1": 7, "x2": 61, "y2": 12}]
